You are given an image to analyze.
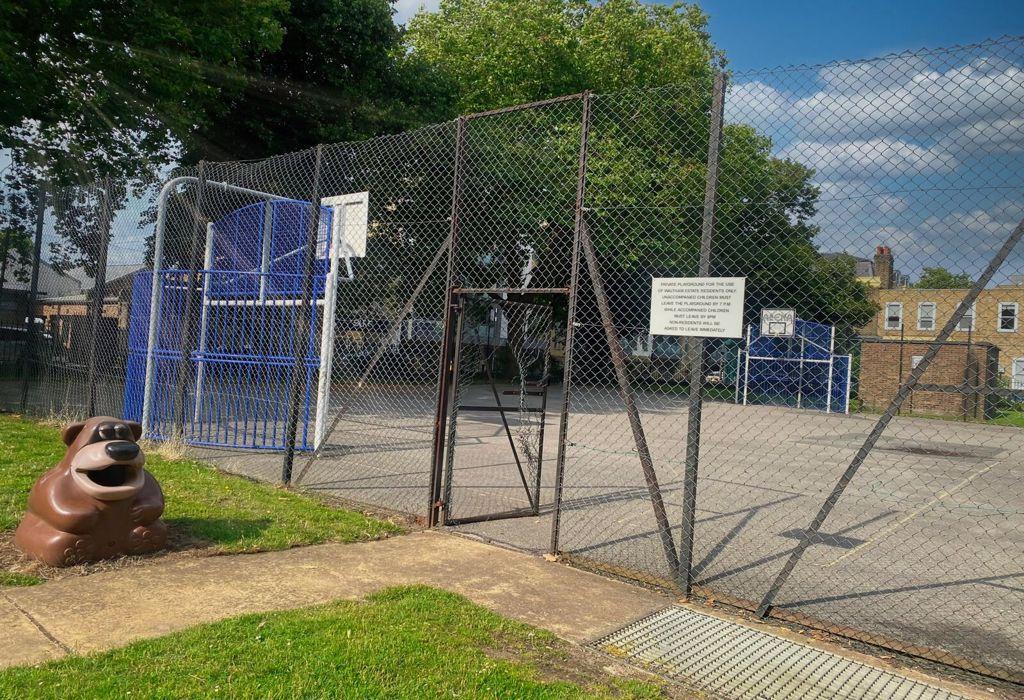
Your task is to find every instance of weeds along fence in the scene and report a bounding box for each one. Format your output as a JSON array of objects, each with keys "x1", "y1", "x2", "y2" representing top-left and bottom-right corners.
[{"x1": 2, "y1": 36, "x2": 1023, "y2": 684}]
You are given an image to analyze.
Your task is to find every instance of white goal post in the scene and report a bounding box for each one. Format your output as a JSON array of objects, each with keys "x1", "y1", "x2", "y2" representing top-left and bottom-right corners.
[{"x1": 156, "y1": 185, "x2": 369, "y2": 450}]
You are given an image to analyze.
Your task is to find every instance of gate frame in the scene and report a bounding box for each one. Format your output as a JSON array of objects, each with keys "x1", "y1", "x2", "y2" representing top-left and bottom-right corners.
[{"x1": 434, "y1": 289, "x2": 562, "y2": 526}]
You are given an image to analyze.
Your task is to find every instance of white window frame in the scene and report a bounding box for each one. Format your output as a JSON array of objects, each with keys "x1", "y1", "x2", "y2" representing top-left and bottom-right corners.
[
  {"x1": 884, "y1": 302, "x2": 903, "y2": 331},
  {"x1": 916, "y1": 302, "x2": 936, "y2": 331},
  {"x1": 1013, "y1": 357, "x2": 1024, "y2": 390},
  {"x1": 955, "y1": 301, "x2": 976, "y2": 331},
  {"x1": 998, "y1": 301, "x2": 1018, "y2": 332}
]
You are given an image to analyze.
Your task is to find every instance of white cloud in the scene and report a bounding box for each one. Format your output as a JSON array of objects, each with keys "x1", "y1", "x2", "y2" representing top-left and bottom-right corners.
[
  {"x1": 939, "y1": 117, "x2": 1024, "y2": 155},
  {"x1": 393, "y1": 0, "x2": 440, "y2": 25},
  {"x1": 816, "y1": 56, "x2": 930, "y2": 94},
  {"x1": 777, "y1": 138, "x2": 957, "y2": 179},
  {"x1": 874, "y1": 194, "x2": 908, "y2": 214},
  {"x1": 859, "y1": 200, "x2": 1024, "y2": 270},
  {"x1": 727, "y1": 57, "x2": 1024, "y2": 145}
]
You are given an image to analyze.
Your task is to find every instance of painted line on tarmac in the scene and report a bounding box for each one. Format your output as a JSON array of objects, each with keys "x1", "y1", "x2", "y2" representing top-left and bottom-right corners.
[{"x1": 821, "y1": 463, "x2": 995, "y2": 569}]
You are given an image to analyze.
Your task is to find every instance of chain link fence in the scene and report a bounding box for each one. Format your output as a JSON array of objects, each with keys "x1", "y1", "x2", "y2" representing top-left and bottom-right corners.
[{"x1": 2, "y1": 36, "x2": 1022, "y2": 685}]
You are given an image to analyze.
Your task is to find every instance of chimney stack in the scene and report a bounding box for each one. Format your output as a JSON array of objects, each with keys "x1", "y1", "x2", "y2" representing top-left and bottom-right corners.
[{"x1": 874, "y1": 245, "x2": 893, "y2": 289}]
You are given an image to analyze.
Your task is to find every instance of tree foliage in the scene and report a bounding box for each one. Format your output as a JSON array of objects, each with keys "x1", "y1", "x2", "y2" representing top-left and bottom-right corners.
[
  {"x1": 406, "y1": 0, "x2": 876, "y2": 334},
  {"x1": 407, "y1": 0, "x2": 717, "y2": 113},
  {"x1": 186, "y1": 0, "x2": 455, "y2": 162},
  {"x1": 0, "y1": 0, "x2": 287, "y2": 182},
  {"x1": 914, "y1": 267, "x2": 973, "y2": 289}
]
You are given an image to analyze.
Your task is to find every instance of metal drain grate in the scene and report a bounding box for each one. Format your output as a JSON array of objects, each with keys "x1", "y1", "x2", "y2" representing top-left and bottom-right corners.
[{"x1": 592, "y1": 606, "x2": 968, "y2": 700}]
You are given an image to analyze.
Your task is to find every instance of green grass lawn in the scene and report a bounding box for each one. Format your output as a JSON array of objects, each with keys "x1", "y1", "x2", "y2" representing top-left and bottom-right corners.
[
  {"x1": 0, "y1": 586, "x2": 670, "y2": 699},
  {"x1": 0, "y1": 414, "x2": 401, "y2": 584},
  {"x1": 989, "y1": 409, "x2": 1024, "y2": 427}
]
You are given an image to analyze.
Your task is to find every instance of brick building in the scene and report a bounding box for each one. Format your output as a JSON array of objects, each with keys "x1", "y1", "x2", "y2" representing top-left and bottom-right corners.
[
  {"x1": 859, "y1": 246, "x2": 1024, "y2": 389},
  {"x1": 38, "y1": 265, "x2": 143, "y2": 367},
  {"x1": 859, "y1": 338, "x2": 998, "y2": 419}
]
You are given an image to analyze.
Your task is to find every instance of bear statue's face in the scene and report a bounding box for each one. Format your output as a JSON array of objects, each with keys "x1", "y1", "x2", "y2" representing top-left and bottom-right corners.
[{"x1": 61, "y1": 417, "x2": 145, "y2": 502}]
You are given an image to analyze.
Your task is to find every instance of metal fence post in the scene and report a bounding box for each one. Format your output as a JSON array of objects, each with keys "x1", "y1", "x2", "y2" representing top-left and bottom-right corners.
[
  {"x1": 755, "y1": 216, "x2": 1024, "y2": 619},
  {"x1": 20, "y1": 180, "x2": 47, "y2": 413},
  {"x1": 282, "y1": 146, "x2": 325, "y2": 485},
  {"x1": 86, "y1": 177, "x2": 113, "y2": 416},
  {"x1": 679, "y1": 70, "x2": 727, "y2": 595},
  {"x1": 173, "y1": 163, "x2": 207, "y2": 439},
  {"x1": 550, "y1": 91, "x2": 592, "y2": 554},
  {"x1": 428, "y1": 116, "x2": 467, "y2": 526}
]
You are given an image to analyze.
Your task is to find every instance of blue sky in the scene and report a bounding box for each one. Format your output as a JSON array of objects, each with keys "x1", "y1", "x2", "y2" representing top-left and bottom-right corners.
[{"x1": 697, "y1": 1, "x2": 1024, "y2": 72}]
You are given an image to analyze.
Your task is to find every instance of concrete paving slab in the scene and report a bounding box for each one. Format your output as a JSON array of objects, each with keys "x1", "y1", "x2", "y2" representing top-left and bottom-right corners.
[
  {"x1": 0, "y1": 595, "x2": 64, "y2": 668},
  {"x1": 3, "y1": 531, "x2": 670, "y2": 666}
]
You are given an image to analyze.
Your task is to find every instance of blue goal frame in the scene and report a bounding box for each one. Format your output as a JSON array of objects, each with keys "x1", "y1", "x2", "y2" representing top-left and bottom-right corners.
[{"x1": 735, "y1": 318, "x2": 851, "y2": 414}]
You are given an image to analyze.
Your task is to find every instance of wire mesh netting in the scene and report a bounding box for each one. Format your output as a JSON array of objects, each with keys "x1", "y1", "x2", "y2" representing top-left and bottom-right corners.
[{"x1": 1, "y1": 36, "x2": 1022, "y2": 685}]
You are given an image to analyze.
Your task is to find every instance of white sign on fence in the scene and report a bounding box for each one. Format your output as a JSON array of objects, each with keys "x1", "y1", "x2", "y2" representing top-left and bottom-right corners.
[
  {"x1": 760, "y1": 308, "x2": 796, "y2": 337},
  {"x1": 649, "y1": 277, "x2": 746, "y2": 338}
]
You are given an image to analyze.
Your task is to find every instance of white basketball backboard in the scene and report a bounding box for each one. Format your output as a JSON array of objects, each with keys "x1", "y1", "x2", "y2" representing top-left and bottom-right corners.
[
  {"x1": 320, "y1": 192, "x2": 369, "y2": 259},
  {"x1": 760, "y1": 308, "x2": 795, "y2": 337}
]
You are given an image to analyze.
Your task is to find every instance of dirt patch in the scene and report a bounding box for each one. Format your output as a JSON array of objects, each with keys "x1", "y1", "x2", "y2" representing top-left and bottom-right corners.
[
  {"x1": 0, "y1": 528, "x2": 213, "y2": 586},
  {"x1": 485, "y1": 629, "x2": 710, "y2": 699}
]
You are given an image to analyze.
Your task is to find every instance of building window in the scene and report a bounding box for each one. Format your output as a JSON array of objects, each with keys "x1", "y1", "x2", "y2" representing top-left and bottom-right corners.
[
  {"x1": 955, "y1": 301, "x2": 975, "y2": 331},
  {"x1": 884, "y1": 302, "x2": 903, "y2": 330},
  {"x1": 998, "y1": 302, "x2": 1018, "y2": 332},
  {"x1": 1014, "y1": 358, "x2": 1024, "y2": 390},
  {"x1": 916, "y1": 302, "x2": 936, "y2": 331}
]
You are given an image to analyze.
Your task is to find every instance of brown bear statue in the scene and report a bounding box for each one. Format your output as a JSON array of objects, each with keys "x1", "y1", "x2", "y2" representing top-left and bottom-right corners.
[{"x1": 14, "y1": 417, "x2": 168, "y2": 566}]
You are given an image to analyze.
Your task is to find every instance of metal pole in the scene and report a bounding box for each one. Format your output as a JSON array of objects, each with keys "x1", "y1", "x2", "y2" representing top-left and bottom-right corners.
[
  {"x1": 428, "y1": 116, "x2": 467, "y2": 525},
  {"x1": 193, "y1": 222, "x2": 215, "y2": 424},
  {"x1": 679, "y1": 70, "x2": 727, "y2": 595},
  {"x1": 755, "y1": 216, "x2": 1024, "y2": 619},
  {"x1": 141, "y1": 176, "x2": 289, "y2": 437},
  {"x1": 440, "y1": 294, "x2": 468, "y2": 522},
  {"x1": 897, "y1": 322, "x2": 905, "y2": 414},
  {"x1": 86, "y1": 178, "x2": 113, "y2": 416},
  {"x1": 797, "y1": 338, "x2": 805, "y2": 409},
  {"x1": 579, "y1": 222, "x2": 680, "y2": 575},
  {"x1": 550, "y1": 92, "x2": 592, "y2": 554},
  {"x1": 20, "y1": 181, "x2": 47, "y2": 412},
  {"x1": 963, "y1": 326, "x2": 972, "y2": 421},
  {"x1": 282, "y1": 145, "x2": 325, "y2": 484},
  {"x1": 173, "y1": 163, "x2": 207, "y2": 441},
  {"x1": 742, "y1": 328, "x2": 751, "y2": 406}
]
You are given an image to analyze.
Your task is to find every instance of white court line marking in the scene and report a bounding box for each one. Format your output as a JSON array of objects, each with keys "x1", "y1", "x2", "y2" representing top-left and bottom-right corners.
[{"x1": 822, "y1": 463, "x2": 995, "y2": 568}]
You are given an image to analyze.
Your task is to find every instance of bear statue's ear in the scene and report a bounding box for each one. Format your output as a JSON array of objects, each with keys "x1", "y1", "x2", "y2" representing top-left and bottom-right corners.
[
  {"x1": 61, "y1": 421, "x2": 86, "y2": 446},
  {"x1": 126, "y1": 421, "x2": 143, "y2": 441}
]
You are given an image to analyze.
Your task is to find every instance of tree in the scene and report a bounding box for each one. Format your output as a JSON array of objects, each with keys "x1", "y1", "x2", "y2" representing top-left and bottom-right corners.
[
  {"x1": 404, "y1": 0, "x2": 876, "y2": 374},
  {"x1": 184, "y1": 0, "x2": 455, "y2": 162},
  {"x1": 914, "y1": 267, "x2": 973, "y2": 289},
  {"x1": 406, "y1": 0, "x2": 718, "y2": 113},
  {"x1": 0, "y1": 0, "x2": 288, "y2": 183}
]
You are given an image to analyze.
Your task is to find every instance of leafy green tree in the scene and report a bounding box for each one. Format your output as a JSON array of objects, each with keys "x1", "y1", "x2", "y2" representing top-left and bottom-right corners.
[
  {"x1": 0, "y1": 0, "x2": 288, "y2": 182},
  {"x1": 914, "y1": 267, "x2": 973, "y2": 289},
  {"x1": 407, "y1": 0, "x2": 717, "y2": 113},
  {"x1": 186, "y1": 0, "x2": 455, "y2": 162},
  {"x1": 404, "y1": 0, "x2": 876, "y2": 363}
]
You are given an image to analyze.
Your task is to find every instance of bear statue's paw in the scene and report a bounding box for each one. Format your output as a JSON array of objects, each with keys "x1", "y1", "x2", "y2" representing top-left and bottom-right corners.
[
  {"x1": 127, "y1": 521, "x2": 168, "y2": 555},
  {"x1": 60, "y1": 536, "x2": 94, "y2": 566}
]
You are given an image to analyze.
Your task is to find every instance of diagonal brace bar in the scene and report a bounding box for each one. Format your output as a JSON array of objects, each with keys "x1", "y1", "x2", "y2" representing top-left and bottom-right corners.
[
  {"x1": 579, "y1": 223, "x2": 681, "y2": 576},
  {"x1": 679, "y1": 69, "x2": 727, "y2": 595},
  {"x1": 755, "y1": 217, "x2": 1024, "y2": 618}
]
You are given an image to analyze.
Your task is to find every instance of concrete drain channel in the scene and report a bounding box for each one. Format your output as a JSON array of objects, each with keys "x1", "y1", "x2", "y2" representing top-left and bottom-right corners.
[{"x1": 591, "y1": 606, "x2": 969, "y2": 700}]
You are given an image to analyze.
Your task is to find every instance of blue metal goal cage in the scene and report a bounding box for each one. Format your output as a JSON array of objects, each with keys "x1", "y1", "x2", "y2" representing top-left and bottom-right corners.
[
  {"x1": 735, "y1": 318, "x2": 851, "y2": 414},
  {"x1": 123, "y1": 197, "x2": 355, "y2": 450}
]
